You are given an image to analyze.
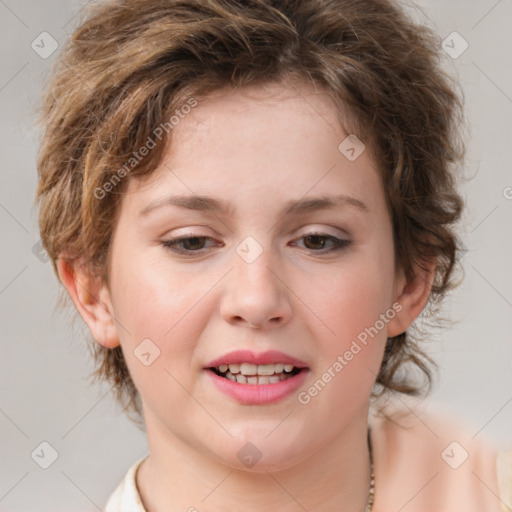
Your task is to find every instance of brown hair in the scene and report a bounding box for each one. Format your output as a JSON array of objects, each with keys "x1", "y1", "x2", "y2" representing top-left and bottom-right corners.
[{"x1": 35, "y1": 0, "x2": 465, "y2": 423}]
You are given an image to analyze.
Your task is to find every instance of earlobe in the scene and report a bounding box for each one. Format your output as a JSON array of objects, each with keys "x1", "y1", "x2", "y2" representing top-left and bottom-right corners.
[
  {"x1": 386, "y1": 259, "x2": 436, "y2": 338},
  {"x1": 57, "y1": 258, "x2": 120, "y2": 348}
]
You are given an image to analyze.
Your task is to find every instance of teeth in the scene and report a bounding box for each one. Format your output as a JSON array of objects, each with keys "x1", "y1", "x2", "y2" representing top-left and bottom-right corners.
[
  {"x1": 228, "y1": 363, "x2": 240, "y2": 374},
  {"x1": 257, "y1": 364, "x2": 275, "y2": 376},
  {"x1": 223, "y1": 372, "x2": 294, "y2": 385},
  {"x1": 217, "y1": 362, "x2": 297, "y2": 376},
  {"x1": 240, "y1": 363, "x2": 257, "y2": 376},
  {"x1": 214, "y1": 362, "x2": 302, "y2": 384}
]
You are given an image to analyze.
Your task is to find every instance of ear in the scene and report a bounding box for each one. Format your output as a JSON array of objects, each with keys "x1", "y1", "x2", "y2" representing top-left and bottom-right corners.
[
  {"x1": 386, "y1": 258, "x2": 436, "y2": 338},
  {"x1": 57, "y1": 258, "x2": 120, "y2": 348}
]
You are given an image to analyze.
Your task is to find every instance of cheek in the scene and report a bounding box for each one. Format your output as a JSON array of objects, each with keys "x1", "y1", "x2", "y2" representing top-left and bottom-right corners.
[
  {"x1": 108, "y1": 248, "x2": 190, "y2": 359},
  {"x1": 304, "y1": 244, "x2": 395, "y2": 364},
  {"x1": 109, "y1": 251, "x2": 220, "y2": 372},
  {"x1": 110, "y1": 241, "x2": 195, "y2": 333},
  {"x1": 109, "y1": 259, "x2": 206, "y2": 415}
]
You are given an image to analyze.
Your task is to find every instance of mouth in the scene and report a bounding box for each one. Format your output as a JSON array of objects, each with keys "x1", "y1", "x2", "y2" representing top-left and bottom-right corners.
[
  {"x1": 204, "y1": 350, "x2": 309, "y2": 405},
  {"x1": 209, "y1": 363, "x2": 304, "y2": 385}
]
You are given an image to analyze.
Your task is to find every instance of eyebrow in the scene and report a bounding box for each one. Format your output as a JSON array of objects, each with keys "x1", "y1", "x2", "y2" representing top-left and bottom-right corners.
[{"x1": 138, "y1": 193, "x2": 369, "y2": 218}]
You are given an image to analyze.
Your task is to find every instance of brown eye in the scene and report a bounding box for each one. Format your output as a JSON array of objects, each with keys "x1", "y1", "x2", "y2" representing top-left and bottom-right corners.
[
  {"x1": 294, "y1": 233, "x2": 352, "y2": 253},
  {"x1": 179, "y1": 236, "x2": 207, "y2": 251},
  {"x1": 303, "y1": 235, "x2": 328, "y2": 250},
  {"x1": 161, "y1": 236, "x2": 218, "y2": 254}
]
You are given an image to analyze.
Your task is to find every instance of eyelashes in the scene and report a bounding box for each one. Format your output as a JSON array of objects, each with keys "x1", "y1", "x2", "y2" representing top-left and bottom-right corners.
[
  {"x1": 293, "y1": 233, "x2": 352, "y2": 252},
  {"x1": 161, "y1": 235, "x2": 218, "y2": 253},
  {"x1": 160, "y1": 233, "x2": 352, "y2": 256}
]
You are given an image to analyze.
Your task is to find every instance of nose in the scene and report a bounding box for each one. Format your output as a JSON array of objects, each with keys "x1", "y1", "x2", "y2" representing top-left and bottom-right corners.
[{"x1": 219, "y1": 247, "x2": 293, "y2": 329}]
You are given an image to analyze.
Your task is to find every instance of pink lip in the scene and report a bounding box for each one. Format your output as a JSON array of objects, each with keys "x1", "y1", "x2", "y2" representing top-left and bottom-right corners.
[
  {"x1": 206, "y1": 368, "x2": 309, "y2": 405},
  {"x1": 205, "y1": 350, "x2": 308, "y2": 368},
  {"x1": 204, "y1": 350, "x2": 309, "y2": 405}
]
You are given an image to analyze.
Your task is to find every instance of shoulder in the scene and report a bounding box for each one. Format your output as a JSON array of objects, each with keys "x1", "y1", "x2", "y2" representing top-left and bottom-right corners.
[
  {"x1": 104, "y1": 456, "x2": 148, "y2": 512},
  {"x1": 369, "y1": 399, "x2": 506, "y2": 512}
]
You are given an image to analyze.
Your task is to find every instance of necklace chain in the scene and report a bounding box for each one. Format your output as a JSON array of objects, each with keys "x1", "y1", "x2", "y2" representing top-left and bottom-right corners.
[{"x1": 365, "y1": 428, "x2": 375, "y2": 512}]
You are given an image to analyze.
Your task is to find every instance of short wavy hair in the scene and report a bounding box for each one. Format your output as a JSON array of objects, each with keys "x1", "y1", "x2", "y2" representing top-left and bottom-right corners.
[{"x1": 35, "y1": 0, "x2": 465, "y2": 424}]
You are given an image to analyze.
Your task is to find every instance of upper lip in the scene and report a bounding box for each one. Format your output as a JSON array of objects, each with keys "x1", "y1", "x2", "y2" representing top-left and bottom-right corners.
[{"x1": 205, "y1": 350, "x2": 308, "y2": 369}]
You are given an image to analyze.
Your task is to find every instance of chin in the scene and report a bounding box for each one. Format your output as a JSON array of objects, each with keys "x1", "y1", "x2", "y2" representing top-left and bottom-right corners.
[{"x1": 210, "y1": 433, "x2": 312, "y2": 473}]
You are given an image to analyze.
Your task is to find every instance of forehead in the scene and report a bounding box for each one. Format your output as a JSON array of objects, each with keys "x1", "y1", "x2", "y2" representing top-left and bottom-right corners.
[
  {"x1": 173, "y1": 81, "x2": 347, "y2": 149},
  {"x1": 122, "y1": 81, "x2": 386, "y2": 219}
]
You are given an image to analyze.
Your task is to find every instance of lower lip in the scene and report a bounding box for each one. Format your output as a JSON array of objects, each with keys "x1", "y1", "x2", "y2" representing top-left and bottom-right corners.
[{"x1": 206, "y1": 369, "x2": 309, "y2": 405}]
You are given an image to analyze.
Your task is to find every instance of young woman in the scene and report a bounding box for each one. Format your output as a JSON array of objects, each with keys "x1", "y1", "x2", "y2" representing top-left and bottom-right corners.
[{"x1": 35, "y1": 1, "x2": 511, "y2": 510}]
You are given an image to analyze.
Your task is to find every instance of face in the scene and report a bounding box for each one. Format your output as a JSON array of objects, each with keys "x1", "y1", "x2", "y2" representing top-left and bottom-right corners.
[{"x1": 103, "y1": 82, "x2": 405, "y2": 470}]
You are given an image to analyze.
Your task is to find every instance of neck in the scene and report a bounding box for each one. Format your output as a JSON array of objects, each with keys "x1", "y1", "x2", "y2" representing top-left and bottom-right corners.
[{"x1": 137, "y1": 410, "x2": 372, "y2": 512}]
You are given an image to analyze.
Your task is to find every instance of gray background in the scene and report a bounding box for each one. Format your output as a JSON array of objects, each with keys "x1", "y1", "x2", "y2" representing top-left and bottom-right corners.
[{"x1": 1, "y1": 0, "x2": 511, "y2": 510}]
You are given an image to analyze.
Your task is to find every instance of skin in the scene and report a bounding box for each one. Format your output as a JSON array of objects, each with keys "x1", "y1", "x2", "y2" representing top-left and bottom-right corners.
[{"x1": 59, "y1": 81, "x2": 434, "y2": 511}]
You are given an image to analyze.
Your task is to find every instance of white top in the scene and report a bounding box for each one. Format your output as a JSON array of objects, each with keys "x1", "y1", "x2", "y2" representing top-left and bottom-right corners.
[
  {"x1": 105, "y1": 455, "x2": 148, "y2": 512},
  {"x1": 104, "y1": 406, "x2": 512, "y2": 512}
]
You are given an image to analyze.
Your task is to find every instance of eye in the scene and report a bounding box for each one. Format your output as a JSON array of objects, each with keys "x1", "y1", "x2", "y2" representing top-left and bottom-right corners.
[
  {"x1": 161, "y1": 232, "x2": 352, "y2": 256},
  {"x1": 161, "y1": 235, "x2": 220, "y2": 254},
  {"x1": 292, "y1": 232, "x2": 352, "y2": 253}
]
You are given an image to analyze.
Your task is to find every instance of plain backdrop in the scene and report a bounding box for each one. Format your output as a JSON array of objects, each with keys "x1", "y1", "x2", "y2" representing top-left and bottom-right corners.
[{"x1": 1, "y1": 0, "x2": 511, "y2": 510}]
